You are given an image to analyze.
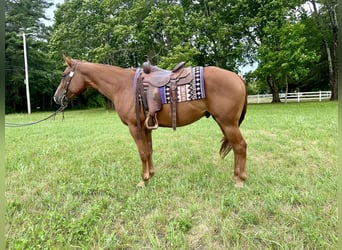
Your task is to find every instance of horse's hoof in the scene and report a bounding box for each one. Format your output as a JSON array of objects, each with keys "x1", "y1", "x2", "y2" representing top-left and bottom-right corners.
[
  {"x1": 235, "y1": 181, "x2": 244, "y2": 188},
  {"x1": 232, "y1": 176, "x2": 244, "y2": 188},
  {"x1": 136, "y1": 181, "x2": 146, "y2": 188}
]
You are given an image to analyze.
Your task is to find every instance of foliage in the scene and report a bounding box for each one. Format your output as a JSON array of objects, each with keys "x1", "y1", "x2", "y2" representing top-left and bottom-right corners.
[
  {"x1": 5, "y1": 102, "x2": 337, "y2": 248},
  {"x1": 256, "y1": 21, "x2": 319, "y2": 91},
  {"x1": 5, "y1": 0, "x2": 58, "y2": 113},
  {"x1": 309, "y1": 0, "x2": 338, "y2": 99},
  {"x1": 158, "y1": 43, "x2": 201, "y2": 69},
  {"x1": 4, "y1": 0, "x2": 338, "y2": 113}
]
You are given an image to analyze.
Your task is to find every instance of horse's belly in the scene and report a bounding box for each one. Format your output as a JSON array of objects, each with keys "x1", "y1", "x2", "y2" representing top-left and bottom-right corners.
[{"x1": 157, "y1": 100, "x2": 207, "y2": 127}]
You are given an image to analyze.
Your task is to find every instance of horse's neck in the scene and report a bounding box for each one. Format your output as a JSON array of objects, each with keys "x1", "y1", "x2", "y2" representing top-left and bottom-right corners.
[{"x1": 82, "y1": 62, "x2": 134, "y2": 103}]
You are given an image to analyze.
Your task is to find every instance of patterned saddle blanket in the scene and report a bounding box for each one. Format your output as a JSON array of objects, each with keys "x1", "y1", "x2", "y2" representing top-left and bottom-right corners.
[
  {"x1": 134, "y1": 63, "x2": 205, "y2": 131},
  {"x1": 159, "y1": 67, "x2": 205, "y2": 104}
]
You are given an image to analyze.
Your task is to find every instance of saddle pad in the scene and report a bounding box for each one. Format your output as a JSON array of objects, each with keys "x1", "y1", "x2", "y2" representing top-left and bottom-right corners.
[{"x1": 159, "y1": 67, "x2": 205, "y2": 104}]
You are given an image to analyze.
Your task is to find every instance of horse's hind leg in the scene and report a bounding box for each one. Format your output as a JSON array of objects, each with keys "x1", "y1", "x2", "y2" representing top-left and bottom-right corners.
[{"x1": 218, "y1": 122, "x2": 247, "y2": 187}]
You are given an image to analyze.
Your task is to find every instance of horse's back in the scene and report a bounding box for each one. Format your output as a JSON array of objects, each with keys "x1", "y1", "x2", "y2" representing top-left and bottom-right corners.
[
  {"x1": 156, "y1": 66, "x2": 246, "y2": 128},
  {"x1": 204, "y1": 66, "x2": 245, "y2": 97}
]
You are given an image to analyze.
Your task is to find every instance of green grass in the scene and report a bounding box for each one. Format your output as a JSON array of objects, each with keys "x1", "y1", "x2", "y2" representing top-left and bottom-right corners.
[{"x1": 5, "y1": 102, "x2": 337, "y2": 249}]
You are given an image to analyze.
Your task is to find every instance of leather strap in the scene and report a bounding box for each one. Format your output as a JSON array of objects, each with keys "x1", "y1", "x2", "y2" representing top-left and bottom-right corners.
[{"x1": 170, "y1": 80, "x2": 178, "y2": 130}]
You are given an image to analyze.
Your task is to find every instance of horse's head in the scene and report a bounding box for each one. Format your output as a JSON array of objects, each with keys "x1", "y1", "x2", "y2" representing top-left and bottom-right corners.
[{"x1": 54, "y1": 56, "x2": 86, "y2": 107}]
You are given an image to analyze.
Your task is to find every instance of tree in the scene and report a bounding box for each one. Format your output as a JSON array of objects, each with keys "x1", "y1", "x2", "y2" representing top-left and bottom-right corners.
[
  {"x1": 49, "y1": 0, "x2": 107, "y2": 63},
  {"x1": 179, "y1": 0, "x2": 245, "y2": 70},
  {"x1": 50, "y1": 0, "x2": 246, "y2": 69},
  {"x1": 232, "y1": 0, "x2": 331, "y2": 102},
  {"x1": 47, "y1": 0, "x2": 336, "y2": 108},
  {"x1": 309, "y1": 0, "x2": 338, "y2": 100},
  {"x1": 255, "y1": 21, "x2": 319, "y2": 102},
  {"x1": 5, "y1": 0, "x2": 56, "y2": 113},
  {"x1": 158, "y1": 44, "x2": 201, "y2": 69}
]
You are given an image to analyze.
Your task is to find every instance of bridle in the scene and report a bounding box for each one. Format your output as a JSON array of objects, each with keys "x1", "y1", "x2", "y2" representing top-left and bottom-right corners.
[{"x1": 59, "y1": 62, "x2": 78, "y2": 108}]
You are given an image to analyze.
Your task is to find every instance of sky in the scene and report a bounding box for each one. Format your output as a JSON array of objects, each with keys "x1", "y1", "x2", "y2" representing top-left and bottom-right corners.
[{"x1": 45, "y1": 0, "x2": 65, "y2": 26}]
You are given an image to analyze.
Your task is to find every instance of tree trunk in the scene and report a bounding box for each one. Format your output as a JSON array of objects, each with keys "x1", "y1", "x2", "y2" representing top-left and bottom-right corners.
[
  {"x1": 326, "y1": 39, "x2": 338, "y2": 100},
  {"x1": 330, "y1": 23, "x2": 338, "y2": 100},
  {"x1": 267, "y1": 76, "x2": 281, "y2": 103},
  {"x1": 285, "y1": 74, "x2": 288, "y2": 104}
]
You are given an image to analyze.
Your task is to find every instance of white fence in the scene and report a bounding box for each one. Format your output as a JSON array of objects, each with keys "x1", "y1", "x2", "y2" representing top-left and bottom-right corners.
[{"x1": 248, "y1": 91, "x2": 332, "y2": 104}]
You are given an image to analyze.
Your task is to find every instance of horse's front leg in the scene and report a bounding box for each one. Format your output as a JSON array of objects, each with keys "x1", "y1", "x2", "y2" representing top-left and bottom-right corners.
[
  {"x1": 128, "y1": 124, "x2": 154, "y2": 187},
  {"x1": 146, "y1": 129, "x2": 154, "y2": 177}
]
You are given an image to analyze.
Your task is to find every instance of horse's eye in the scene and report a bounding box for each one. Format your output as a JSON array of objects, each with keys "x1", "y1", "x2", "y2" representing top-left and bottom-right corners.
[{"x1": 62, "y1": 73, "x2": 67, "y2": 78}]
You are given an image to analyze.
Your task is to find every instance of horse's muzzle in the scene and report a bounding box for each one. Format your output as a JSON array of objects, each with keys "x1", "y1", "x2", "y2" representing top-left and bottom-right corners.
[
  {"x1": 54, "y1": 93, "x2": 68, "y2": 107},
  {"x1": 53, "y1": 95, "x2": 59, "y2": 105},
  {"x1": 53, "y1": 95, "x2": 61, "y2": 105}
]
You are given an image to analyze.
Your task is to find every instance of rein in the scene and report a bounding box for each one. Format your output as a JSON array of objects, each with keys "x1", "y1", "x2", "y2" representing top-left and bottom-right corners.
[
  {"x1": 6, "y1": 63, "x2": 79, "y2": 128},
  {"x1": 5, "y1": 106, "x2": 67, "y2": 127}
]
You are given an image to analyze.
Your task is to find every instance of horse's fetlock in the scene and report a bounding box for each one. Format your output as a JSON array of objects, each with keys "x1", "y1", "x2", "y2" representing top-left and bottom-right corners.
[{"x1": 240, "y1": 172, "x2": 247, "y2": 181}]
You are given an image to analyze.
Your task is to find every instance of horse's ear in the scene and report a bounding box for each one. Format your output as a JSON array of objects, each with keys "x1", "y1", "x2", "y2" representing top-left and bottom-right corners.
[{"x1": 63, "y1": 55, "x2": 72, "y2": 67}]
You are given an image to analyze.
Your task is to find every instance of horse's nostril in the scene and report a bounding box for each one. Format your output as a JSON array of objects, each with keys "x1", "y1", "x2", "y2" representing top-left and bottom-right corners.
[{"x1": 54, "y1": 96, "x2": 61, "y2": 105}]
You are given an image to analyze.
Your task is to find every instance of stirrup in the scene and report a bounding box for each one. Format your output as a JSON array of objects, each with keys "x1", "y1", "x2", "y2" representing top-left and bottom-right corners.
[{"x1": 145, "y1": 114, "x2": 159, "y2": 130}]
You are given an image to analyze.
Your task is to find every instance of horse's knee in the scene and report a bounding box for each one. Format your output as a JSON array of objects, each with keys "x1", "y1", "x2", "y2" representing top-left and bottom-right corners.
[{"x1": 138, "y1": 150, "x2": 148, "y2": 161}]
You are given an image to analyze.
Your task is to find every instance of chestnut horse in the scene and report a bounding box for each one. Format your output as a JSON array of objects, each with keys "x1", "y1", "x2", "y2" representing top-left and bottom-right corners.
[{"x1": 54, "y1": 56, "x2": 248, "y2": 187}]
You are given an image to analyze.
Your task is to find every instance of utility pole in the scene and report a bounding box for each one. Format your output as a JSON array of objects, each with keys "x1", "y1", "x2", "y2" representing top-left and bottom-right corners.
[{"x1": 22, "y1": 32, "x2": 31, "y2": 114}]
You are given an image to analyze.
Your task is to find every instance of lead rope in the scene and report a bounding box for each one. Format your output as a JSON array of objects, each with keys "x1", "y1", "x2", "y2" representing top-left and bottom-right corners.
[{"x1": 5, "y1": 106, "x2": 67, "y2": 127}]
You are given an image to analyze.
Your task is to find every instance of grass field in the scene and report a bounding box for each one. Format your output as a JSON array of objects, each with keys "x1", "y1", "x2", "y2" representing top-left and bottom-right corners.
[{"x1": 5, "y1": 102, "x2": 337, "y2": 249}]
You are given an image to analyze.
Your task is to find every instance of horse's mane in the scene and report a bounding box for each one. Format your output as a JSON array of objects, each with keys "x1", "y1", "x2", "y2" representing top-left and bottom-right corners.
[{"x1": 79, "y1": 60, "x2": 136, "y2": 72}]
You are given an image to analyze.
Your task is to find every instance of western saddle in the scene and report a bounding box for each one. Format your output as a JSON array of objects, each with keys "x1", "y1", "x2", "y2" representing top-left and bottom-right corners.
[{"x1": 135, "y1": 60, "x2": 193, "y2": 131}]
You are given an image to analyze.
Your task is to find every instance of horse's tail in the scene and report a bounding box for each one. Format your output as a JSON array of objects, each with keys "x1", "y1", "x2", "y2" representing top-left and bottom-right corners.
[
  {"x1": 219, "y1": 76, "x2": 247, "y2": 159},
  {"x1": 239, "y1": 79, "x2": 248, "y2": 126},
  {"x1": 219, "y1": 139, "x2": 233, "y2": 159}
]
